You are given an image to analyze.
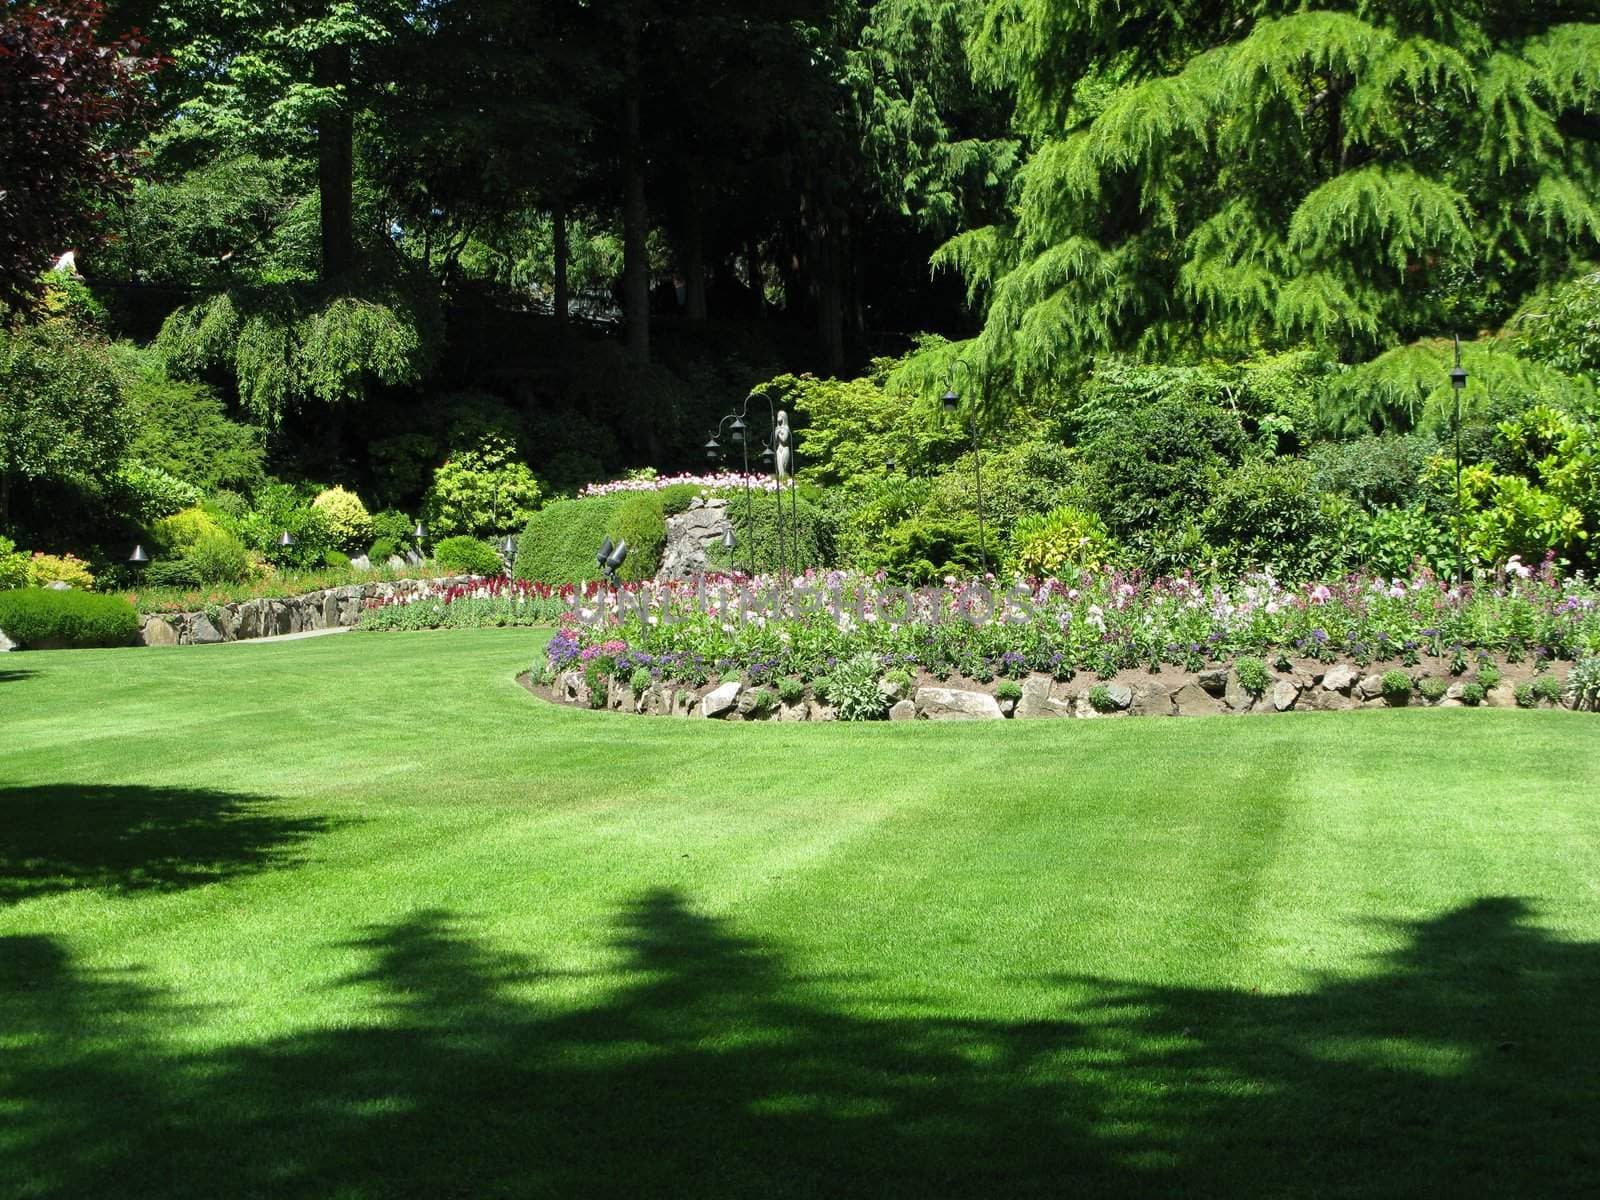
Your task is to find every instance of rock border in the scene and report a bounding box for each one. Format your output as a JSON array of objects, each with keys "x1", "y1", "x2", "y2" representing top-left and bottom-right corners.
[
  {"x1": 133, "y1": 576, "x2": 481, "y2": 647},
  {"x1": 534, "y1": 654, "x2": 1583, "y2": 721}
]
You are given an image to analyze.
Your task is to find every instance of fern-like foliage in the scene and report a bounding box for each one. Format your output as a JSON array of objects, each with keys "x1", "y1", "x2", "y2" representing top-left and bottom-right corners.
[{"x1": 949, "y1": 3, "x2": 1600, "y2": 395}]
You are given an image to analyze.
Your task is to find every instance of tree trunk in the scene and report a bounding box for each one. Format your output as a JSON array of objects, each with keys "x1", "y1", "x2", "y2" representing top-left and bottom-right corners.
[
  {"x1": 315, "y1": 43, "x2": 355, "y2": 283},
  {"x1": 552, "y1": 197, "x2": 570, "y2": 329},
  {"x1": 621, "y1": 17, "x2": 650, "y2": 364}
]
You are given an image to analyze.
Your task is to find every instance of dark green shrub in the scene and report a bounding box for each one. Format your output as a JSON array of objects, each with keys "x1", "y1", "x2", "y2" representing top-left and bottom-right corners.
[
  {"x1": 143, "y1": 558, "x2": 203, "y2": 588},
  {"x1": 323, "y1": 550, "x2": 352, "y2": 570},
  {"x1": 513, "y1": 495, "x2": 625, "y2": 584},
  {"x1": 368, "y1": 537, "x2": 400, "y2": 563},
  {"x1": 0, "y1": 589, "x2": 139, "y2": 649},
  {"x1": 1460, "y1": 681, "x2": 1486, "y2": 706},
  {"x1": 1381, "y1": 670, "x2": 1414, "y2": 703},
  {"x1": 1474, "y1": 664, "x2": 1502, "y2": 690},
  {"x1": 1532, "y1": 674, "x2": 1567, "y2": 704},
  {"x1": 777, "y1": 676, "x2": 805, "y2": 705},
  {"x1": 370, "y1": 509, "x2": 417, "y2": 553},
  {"x1": 746, "y1": 687, "x2": 777, "y2": 716},
  {"x1": 1201, "y1": 459, "x2": 1336, "y2": 580},
  {"x1": 1080, "y1": 398, "x2": 1247, "y2": 559},
  {"x1": 860, "y1": 515, "x2": 982, "y2": 585},
  {"x1": 994, "y1": 679, "x2": 1023, "y2": 702},
  {"x1": 1420, "y1": 677, "x2": 1449, "y2": 703},
  {"x1": 1309, "y1": 434, "x2": 1435, "y2": 512},
  {"x1": 658, "y1": 483, "x2": 702, "y2": 516},
  {"x1": 433, "y1": 535, "x2": 503, "y2": 576},
  {"x1": 629, "y1": 666, "x2": 653, "y2": 695},
  {"x1": 608, "y1": 492, "x2": 668, "y2": 582},
  {"x1": 120, "y1": 364, "x2": 265, "y2": 491},
  {"x1": 708, "y1": 490, "x2": 838, "y2": 577},
  {"x1": 185, "y1": 532, "x2": 252, "y2": 584},
  {"x1": 1234, "y1": 656, "x2": 1270, "y2": 697},
  {"x1": 1087, "y1": 683, "x2": 1119, "y2": 713}
]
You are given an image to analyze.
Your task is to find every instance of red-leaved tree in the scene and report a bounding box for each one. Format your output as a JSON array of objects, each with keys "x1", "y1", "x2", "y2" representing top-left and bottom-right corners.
[{"x1": 0, "y1": 0, "x2": 158, "y2": 313}]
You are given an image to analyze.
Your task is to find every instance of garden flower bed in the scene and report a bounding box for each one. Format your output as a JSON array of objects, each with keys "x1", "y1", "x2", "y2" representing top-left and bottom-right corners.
[{"x1": 522, "y1": 563, "x2": 1600, "y2": 720}]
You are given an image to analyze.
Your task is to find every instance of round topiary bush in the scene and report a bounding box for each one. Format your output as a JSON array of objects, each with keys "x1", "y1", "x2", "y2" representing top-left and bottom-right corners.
[
  {"x1": 433, "y1": 535, "x2": 504, "y2": 577},
  {"x1": 311, "y1": 487, "x2": 375, "y2": 552},
  {"x1": 513, "y1": 495, "x2": 626, "y2": 584},
  {"x1": 0, "y1": 589, "x2": 140, "y2": 649}
]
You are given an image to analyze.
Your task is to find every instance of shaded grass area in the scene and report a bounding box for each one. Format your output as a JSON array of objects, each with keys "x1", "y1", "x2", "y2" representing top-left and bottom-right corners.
[{"x1": 2, "y1": 630, "x2": 1599, "y2": 1197}]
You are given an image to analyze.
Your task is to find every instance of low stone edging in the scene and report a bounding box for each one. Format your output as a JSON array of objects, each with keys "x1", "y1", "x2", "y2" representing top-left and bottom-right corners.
[
  {"x1": 538, "y1": 656, "x2": 1581, "y2": 721},
  {"x1": 136, "y1": 576, "x2": 479, "y2": 646}
]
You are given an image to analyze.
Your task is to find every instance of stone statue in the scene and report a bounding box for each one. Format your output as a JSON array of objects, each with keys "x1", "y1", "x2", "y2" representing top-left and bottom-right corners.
[{"x1": 774, "y1": 410, "x2": 793, "y2": 482}]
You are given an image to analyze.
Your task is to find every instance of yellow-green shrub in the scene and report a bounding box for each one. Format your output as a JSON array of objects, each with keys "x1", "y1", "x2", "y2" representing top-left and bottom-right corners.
[
  {"x1": 26, "y1": 552, "x2": 95, "y2": 590},
  {"x1": 311, "y1": 486, "x2": 374, "y2": 552}
]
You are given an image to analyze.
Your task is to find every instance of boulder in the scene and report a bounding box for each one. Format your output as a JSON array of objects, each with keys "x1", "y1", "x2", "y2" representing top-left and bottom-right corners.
[
  {"x1": 1197, "y1": 668, "x2": 1229, "y2": 697},
  {"x1": 349, "y1": 554, "x2": 371, "y2": 571},
  {"x1": 45, "y1": 580, "x2": 71, "y2": 591},
  {"x1": 1103, "y1": 682, "x2": 1134, "y2": 711},
  {"x1": 189, "y1": 614, "x2": 224, "y2": 645},
  {"x1": 888, "y1": 699, "x2": 917, "y2": 721},
  {"x1": 1222, "y1": 674, "x2": 1254, "y2": 712},
  {"x1": 235, "y1": 603, "x2": 261, "y2": 641},
  {"x1": 1130, "y1": 681, "x2": 1173, "y2": 717},
  {"x1": 701, "y1": 681, "x2": 742, "y2": 718},
  {"x1": 387, "y1": 555, "x2": 408, "y2": 571},
  {"x1": 1016, "y1": 674, "x2": 1057, "y2": 718},
  {"x1": 1172, "y1": 683, "x2": 1220, "y2": 717},
  {"x1": 1357, "y1": 674, "x2": 1385, "y2": 700},
  {"x1": 0, "y1": 628, "x2": 15, "y2": 652},
  {"x1": 140, "y1": 617, "x2": 178, "y2": 647},
  {"x1": 915, "y1": 687, "x2": 1004, "y2": 720},
  {"x1": 1044, "y1": 698, "x2": 1078, "y2": 718},
  {"x1": 660, "y1": 499, "x2": 732, "y2": 581},
  {"x1": 811, "y1": 702, "x2": 838, "y2": 722},
  {"x1": 1485, "y1": 684, "x2": 1517, "y2": 709},
  {"x1": 1271, "y1": 680, "x2": 1299, "y2": 712},
  {"x1": 778, "y1": 701, "x2": 809, "y2": 723},
  {"x1": 736, "y1": 686, "x2": 770, "y2": 717},
  {"x1": 1322, "y1": 664, "x2": 1358, "y2": 693}
]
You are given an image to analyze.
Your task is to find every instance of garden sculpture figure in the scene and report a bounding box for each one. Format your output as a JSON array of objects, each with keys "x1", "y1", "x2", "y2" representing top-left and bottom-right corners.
[{"x1": 774, "y1": 410, "x2": 793, "y2": 482}]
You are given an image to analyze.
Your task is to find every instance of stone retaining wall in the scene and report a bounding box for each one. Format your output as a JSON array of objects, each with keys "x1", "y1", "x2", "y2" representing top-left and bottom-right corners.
[
  {"x1": 543, "y1": 656, "x2": 1580, "y2": 721},
  {"x1": 137, "y1": 576, "x2": 478, "y2": 646}
]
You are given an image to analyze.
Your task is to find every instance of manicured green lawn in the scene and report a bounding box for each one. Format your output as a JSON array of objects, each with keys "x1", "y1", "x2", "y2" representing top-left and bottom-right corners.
[{"x1": 3, "y1": 629, "x2": 1598, "y2": 1197}]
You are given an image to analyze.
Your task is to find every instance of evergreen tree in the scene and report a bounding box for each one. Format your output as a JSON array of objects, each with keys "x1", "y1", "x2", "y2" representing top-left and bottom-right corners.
[{"x1": 944, "y1": 2, "x2": 1600, "y2": 393}]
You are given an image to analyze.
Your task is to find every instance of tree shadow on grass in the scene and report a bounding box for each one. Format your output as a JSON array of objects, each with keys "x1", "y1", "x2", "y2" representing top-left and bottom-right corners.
[
  {"x1": 0, "y1": 668, "x2": 37, "y2": 683},
  {"x1": 0, "y1": 784, "x2": 333, "y2": 904},
  {"x1": 2, "y1": 892, "x2": 1597, "y2": 1197}
]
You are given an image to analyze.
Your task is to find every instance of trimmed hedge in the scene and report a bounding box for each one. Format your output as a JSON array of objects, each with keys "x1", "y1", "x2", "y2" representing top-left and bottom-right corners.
[
  {"x1": 0, "y1": 589, "x2": 140, "y2": 649},
  {"x1": 513, "y1": 495, "x2": 626, "y2": 584},
  {"x1": 433, "y1": 535, "x2": 504, "y2": 576}
]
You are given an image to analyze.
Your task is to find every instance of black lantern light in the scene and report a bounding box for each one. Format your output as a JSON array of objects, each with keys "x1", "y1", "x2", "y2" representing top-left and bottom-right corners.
[
  {"x1": 704, "y1": 434, "x2": 721, "y2": 463},
  {"x1": 412, "y1": 521, "x2": 427, "y2": 546},
  {"x1": 599, "y1": 538, "x2": 629, "y2": 582},
  {"x1": 722, "y1": 527, "x2": 736, "y2": 551},
  {"x1": 729, "y1": 416, "x2": 747, "y2": 444},
  {"x1": 941, "y1": 388, "x2": 960, "y2": 415},
  {"x1": 127, "y1": 544, "x2": 150, "y2": 566},
  {"x1": 597, "y1": 537, "x2": 614, "y2": 574},
  {"x1": 277, "y1": 530, "x2": 295, "y2": 548},
  {"x1": 499, "y1": 535, "x2": 517, "y2": 557}
]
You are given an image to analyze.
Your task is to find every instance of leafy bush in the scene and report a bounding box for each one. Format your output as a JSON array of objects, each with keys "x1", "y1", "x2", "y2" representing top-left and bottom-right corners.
[
  {"x1": 232, "y1": 483, "x2": 335, "y2": 570},
  {"x1": 433, "y1": 535, "x2": 504, "y2": 576},
  {"x1": 1080, "y1": 398, "x2": 1246, "y2": 564},
  {"x1": 1460, "y1": 681, "x2": 1486, "y2": 706},
  {"x1": 111, "y1": 459, "x2": 203, "y2": 523},
  {"x1": 1010, "y1": 505, "x2": 1118, "y2": 577},
  {"x1": 311, "y1": 487, "x2": 374, "y2": 552},
  {"x1": 608, "y1": 491, "x2": 668, "y2": 582},
  {"x1": 1200, "y1": 458, "x2": 1336, "y2": 580},
  {"x1": 153, "y1": 506, "x2": 227, "y2": 556},
  {"x1": 1420, "y1": 677, "x2": 1449, "y2": 703},
  {"x1": 513, "y1": 495, "x2": 625, "y2": 584},
  {"x1": 1355, "y1": 505, "x2": 1455, "y2": 578},
  {"x1": 370, "y1": 509, "x2": 417, "y2": 554},
  {"x1": 709, "y1": 490, "x2": 838, "y2": 578},
  {"x1": 994, "y1": 679, "x2": 1023, "y2": 702},
  {"x1": 1381, "y1": 670, "x2": 1414, "y2": 703},
  {"x1": 828, "y1": 651, "x2": 890, "y2": 721},
  {"x1": 745, "y1": 687, "x2": 777, "y2": 717},
  {"x1": 0, "y1": 536, "x2": 28, "y2": 590},
  {"x1": 26, "y1": 553, "x2": 95, "y2": 590},
  {"x1": 1087, "y1": 684, "x2": 1118, "y2": 713},
  {"x1": 185, "y1": 532, "x2": 252, "y2": 585},
  {"x1": 863, "y1": 515, "x2": 983, "y2": 585},
  {"x1": 368, "y1": 537, "x2": 400, "y2": 563},
  {"x1": 629, "y1": 666, "x2": 653, "y2": 695},
  {"x1": 323, "y1": 550, "x2": 351, "y2": 570},
  {"x1": 1234, "y1": 656, "x2": 1270, "y2": 697},
  {"x1": 424, "y1": 433, "x2": 543, "y2": 539},
  {"x1": 0, "y1": 588, "x2": 138, "y2": 648},
  {"x1": 1567, "y1": 656, "x2": 1600, "y2": 710},
  {"x1": 143, "y1": 558, "x2": 201, "y2": 588},
  {"x1": 1475, "y1": 664, "x2": 1502, "y2": 690},
  {"x1": 1532, "y1": 674, "x2": 1567, "y2": 705},
  {"x1": 1310, "y1": 434, "x2": 1435, "y2": 511},
  {"x1": 777, "y1": 676, "x2": 805, "y2": 705},
  {"x1": 118, "y1": 357, "x2": 265, "y2": 491}
]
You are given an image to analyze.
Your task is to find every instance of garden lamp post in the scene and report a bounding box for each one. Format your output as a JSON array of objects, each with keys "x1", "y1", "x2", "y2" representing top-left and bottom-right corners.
[
  {"x1": 413, "y1": 521, "x2": 427, "y2": 558},
  {"x1": 711, "y1": 391, "x2": 792, "y2": 579},
  {"x1": 1450, "y1": 336, "x2": 1467, "y2": 589},
  {"x1": 277, "y1": 530, "x2": 295, "y2": 548},
  {"x1": 943, "y1": 361, "x2": 989, "y2": 575},
  {"x1": 127, "y1": 545, "x2": 149, "y2": 573}
]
